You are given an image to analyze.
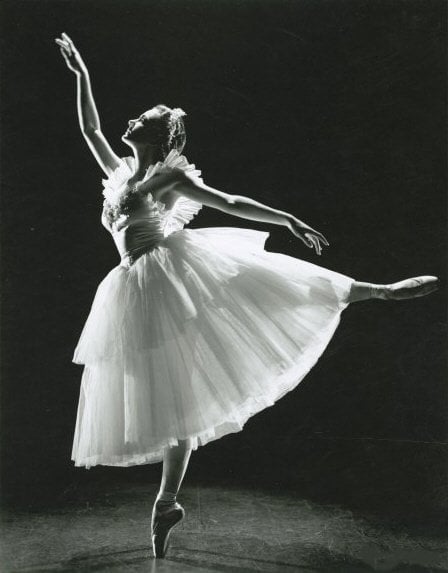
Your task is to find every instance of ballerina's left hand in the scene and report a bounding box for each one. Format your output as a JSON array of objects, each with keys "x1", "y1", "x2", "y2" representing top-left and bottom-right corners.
[{"x1": 287, "y1": 216, "x2": 329, "y2": 255}]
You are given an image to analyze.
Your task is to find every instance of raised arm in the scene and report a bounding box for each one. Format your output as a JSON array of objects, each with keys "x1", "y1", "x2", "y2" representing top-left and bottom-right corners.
[
  {"x1": 171, "y1": 170, "x2": 329, "y2": 255},
  {"x1": 55, "y1": 33, "x2": 121, "y2": 176}
]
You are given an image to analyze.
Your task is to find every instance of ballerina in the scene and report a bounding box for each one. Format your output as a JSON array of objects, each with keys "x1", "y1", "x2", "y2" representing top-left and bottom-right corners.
[{"x1": 56, "y1": 33, "x2": 439, "y2": 559}]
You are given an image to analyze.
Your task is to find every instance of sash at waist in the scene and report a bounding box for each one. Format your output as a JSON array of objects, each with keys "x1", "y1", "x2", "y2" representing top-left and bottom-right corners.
[
  {"x1": 111, "y1": 221, "x2": 166, "y2": 268},
  {"x1": 120, "y1": 243, "x2": 163, "y2": 268}
]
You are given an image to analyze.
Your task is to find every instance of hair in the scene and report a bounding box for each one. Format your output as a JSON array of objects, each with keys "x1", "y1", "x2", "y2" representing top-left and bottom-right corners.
[{"x1": 151, "y1": 104, "x2": 187, "y2": 157}]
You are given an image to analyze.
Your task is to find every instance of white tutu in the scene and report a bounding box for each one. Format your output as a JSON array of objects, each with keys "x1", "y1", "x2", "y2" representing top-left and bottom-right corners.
[{"x1": 71, "y1": 152, "x2": 354, "y2": 468}]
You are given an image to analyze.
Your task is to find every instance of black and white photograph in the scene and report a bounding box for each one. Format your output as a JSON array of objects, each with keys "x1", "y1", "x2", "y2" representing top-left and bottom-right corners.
[{"x1": 1, "y1": 0, "x2": 447, "y2": 571}]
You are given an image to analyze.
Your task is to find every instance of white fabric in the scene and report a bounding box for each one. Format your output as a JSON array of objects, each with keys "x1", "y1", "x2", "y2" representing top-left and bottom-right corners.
[{"x1": 71, "y1": 150, "x2": 354, "y2": 469}]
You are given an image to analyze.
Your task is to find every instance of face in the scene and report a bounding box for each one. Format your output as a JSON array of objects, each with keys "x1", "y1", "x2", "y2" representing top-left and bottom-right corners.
[{"x1": 121, "y1": 109, "x2": 162, "y2": 146}]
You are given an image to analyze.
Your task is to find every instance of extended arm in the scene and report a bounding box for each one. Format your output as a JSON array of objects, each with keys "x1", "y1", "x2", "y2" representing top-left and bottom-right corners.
[
  {"x1": 75, "y1": 70, "x2": 121, "y2": 175},
  {"x1": 55, "y1": 33, "x2": 120, "y2": 176},
  {"x1": 188, "y1": 183, "x2": 291, "y2": 226},
  {"x1": 170, "y1": 170, "x2": 329, "y2": 255}
]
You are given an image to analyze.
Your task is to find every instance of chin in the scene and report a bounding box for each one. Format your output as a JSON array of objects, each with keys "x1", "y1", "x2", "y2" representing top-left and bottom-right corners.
[{"x1": 121, "y1": 134, "x2": 133, "y2": 146}]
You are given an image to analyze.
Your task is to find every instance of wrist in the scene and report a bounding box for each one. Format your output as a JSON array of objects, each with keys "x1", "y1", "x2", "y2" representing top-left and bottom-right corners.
[
  {"x1": 283, "y1": 213, "x2": 296, "y2": 228},
  {"x1": 75, "y1": 65, "x2": 89, "y2": 78}
]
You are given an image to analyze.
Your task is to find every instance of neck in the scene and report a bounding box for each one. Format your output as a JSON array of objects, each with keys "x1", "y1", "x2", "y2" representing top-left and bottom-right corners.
[{"x1": 132, "y1": 145, "x2": 164, "y2": 178}]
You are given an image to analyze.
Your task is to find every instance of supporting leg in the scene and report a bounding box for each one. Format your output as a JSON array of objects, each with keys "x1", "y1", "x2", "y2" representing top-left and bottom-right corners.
[
  {"x1": 347, "y1": 276, "x2": 439, "y2": 303},
  {"x1": 151, "y1": 439, "x2": 192, "y2": 558},
  {"x1": 158, "y1": 439, "x2": 192, "y2": 502}
]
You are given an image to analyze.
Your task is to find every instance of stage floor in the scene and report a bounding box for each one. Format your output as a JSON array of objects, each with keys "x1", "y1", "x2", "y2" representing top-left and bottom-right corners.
[{"x1": 2, "y1": 483, "x2": 447, "y2": 572}]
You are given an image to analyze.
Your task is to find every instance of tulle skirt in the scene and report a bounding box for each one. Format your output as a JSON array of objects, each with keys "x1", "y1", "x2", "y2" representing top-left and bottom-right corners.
[{"x1": 71, "y1": 227, "x2": 354, "y2": 468}]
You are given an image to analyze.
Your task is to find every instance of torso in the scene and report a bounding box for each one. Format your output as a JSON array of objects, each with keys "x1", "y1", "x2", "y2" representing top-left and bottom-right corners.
[{"x1": 101, "y1": 152, "x2": 203, "y2": 265}]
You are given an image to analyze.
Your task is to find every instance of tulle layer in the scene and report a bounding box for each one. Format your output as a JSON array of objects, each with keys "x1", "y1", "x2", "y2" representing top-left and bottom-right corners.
[{"x1": 71, "y1": 227, "x2": 354, "y2": 468}]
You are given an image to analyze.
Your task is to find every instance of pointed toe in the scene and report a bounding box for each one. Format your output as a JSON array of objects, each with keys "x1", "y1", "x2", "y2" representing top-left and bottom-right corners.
[
  {"x1": 384, "y1": 275, "x2": 439, "y2": 301},
  {"x1": 151, "y1": 503, "x2": 185, "y2": 558}
]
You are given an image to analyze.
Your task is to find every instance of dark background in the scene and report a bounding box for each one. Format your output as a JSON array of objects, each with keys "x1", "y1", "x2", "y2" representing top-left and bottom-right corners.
[{"x1": 1, "y1": 0, "x2": 446, "y2": 521}]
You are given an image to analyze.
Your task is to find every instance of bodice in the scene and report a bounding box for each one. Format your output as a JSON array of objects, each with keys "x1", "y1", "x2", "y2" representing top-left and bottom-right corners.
[{"x1": 101, "y1": 150, "x2": 203, "y2": 267}]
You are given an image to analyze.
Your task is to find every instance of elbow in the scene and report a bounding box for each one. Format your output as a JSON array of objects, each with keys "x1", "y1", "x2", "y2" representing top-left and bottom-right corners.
[
  {"x1": 226, "y1": 195, "x2": 238, "y2": 206},
  {"x1": 82, "y1": 126, "x2": 99, "y2": 138},
  {"x1": 219, "y1": 194, "x2": 243, "y2": 215},
  {"x1": 225, "y1": 195, "x2": 243, "y2": 210}
]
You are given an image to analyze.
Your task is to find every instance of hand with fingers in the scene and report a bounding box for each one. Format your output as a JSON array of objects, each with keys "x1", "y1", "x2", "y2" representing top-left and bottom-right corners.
[
  {"x1": 55, "y1": 32, "x2": 86, "y2": 75},
  {"x1": 287, "y1": 216, "x2": 329, "y2": 256}
]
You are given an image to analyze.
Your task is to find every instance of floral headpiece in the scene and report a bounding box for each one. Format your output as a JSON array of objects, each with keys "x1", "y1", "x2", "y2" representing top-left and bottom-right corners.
[{"x1": 166, "y1": 107, "x2": 187, "y2": 147}]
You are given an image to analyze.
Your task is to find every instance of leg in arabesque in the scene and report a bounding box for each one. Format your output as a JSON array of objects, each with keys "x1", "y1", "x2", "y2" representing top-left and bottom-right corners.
[
  {"x1": 148, "y1": 274, "x2": 439, "y2": 557},
  {"x1": 151, "y1": 439, "x2": 192, "y2": 558},
  {"x1": 347, "y1": 275, "x2": 439, "y2": 303}
]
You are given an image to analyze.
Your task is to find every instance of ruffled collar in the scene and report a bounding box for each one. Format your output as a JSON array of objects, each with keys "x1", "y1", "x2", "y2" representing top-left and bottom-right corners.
[
  {"x1": 101, "y1": 149, "x2": 203, "y2": 228},
  {"x1": 102, "y1": 149, "x2": 194, "y2": 208}
]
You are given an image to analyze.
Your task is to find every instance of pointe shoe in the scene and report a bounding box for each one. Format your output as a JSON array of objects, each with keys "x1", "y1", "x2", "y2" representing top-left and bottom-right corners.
[
  {"x1": 381, "y1": 275, "x2": 439, "y2": 300},
  {"x1": 151, "y1": 502, "x2": 185, "y2": 558}
]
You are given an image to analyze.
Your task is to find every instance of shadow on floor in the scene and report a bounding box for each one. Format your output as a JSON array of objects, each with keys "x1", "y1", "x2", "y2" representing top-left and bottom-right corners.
[{"x1": 2, "y1": 483, "x2": 447, "y2": 572}]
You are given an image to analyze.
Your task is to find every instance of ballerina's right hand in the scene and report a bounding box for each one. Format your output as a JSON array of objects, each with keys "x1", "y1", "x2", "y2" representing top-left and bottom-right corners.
[
  {"x1": 55, "y1": 32, "x2": 86, "y2": 75},
  {"x1": 287, "y1": 216, "x2": 329, "y2": 256}
]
